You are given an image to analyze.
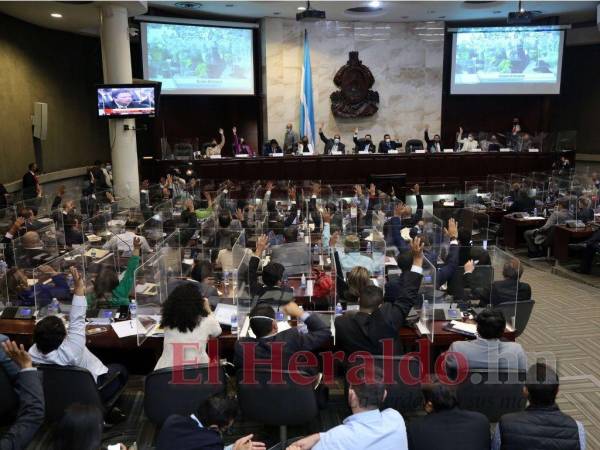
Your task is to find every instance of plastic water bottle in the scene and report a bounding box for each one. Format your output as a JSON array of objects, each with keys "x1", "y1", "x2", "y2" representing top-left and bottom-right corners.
[
  {"x1": 335, "y1": 302, "x2": 343, "y2": 317},
  {"x1": 88, "y1": 222, "x2": 93, "y2": 234},
  {"x1": 48, "y1": 298, "x2": 59, "y2": 316},
  {"x1": 366, "y1": 241, "x2": 372, "y2": 255},
  {"x1": 276, "y1": 310, "x2": 285, "y2": 321},
  {"x1": 533, "y1": 207, "x2": 538, "y2": 217},
  {"x1": 421, "y1": 299, "x2": 429, "y2": 322},
  {"x1": 129, "y1": 300, "x2": 137, "y2": 321},
  {"x1": 230, "y1": 314, "x2": 238, "y2": 335},
  {"x1": 300, "y1": 273, "x2": 307, "y2": 289}
]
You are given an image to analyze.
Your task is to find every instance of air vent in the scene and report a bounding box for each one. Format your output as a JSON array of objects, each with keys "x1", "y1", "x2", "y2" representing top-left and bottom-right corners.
[
  {"x1": 174, "y1": 2, "x2": 203, "y2": 10},
  {"x1": 346, "y1": 6, "x2": 383, "y2": 13}
]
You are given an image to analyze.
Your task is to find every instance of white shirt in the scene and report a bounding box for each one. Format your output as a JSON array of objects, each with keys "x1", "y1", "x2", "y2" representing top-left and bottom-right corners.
[
  {"x1": 103, "y1": 231, "x2": 152, "y2": 254},
  {"x1": 154, "y1": 315, "x2": 222, "y2": 370},
  {"x1": 29, "y1": 295, "x2": 108, "y2": 382}
]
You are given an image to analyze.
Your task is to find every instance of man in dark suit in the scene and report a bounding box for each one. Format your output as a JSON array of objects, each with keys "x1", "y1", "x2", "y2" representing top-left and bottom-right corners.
[
  {"x1": 465, "y1": 258, "x2": 531, "y2": 306},
  {"x1": 507, "y1": 190, "x2": 536, "y2": 214},
  {"x1": 21, "y1": 163, "x2": 39, "y2": 201},
  {"x1": 156, "y1": 395, "x2": 265, "y2": 450},
  {"x1": 0, "y1": 338, "x2": 45, "y2": 450},
  {"x1": 353, "y1": 128, "x2": 376, "y2": 153},
  {"x1": 248, "y1": 234, "x2": 294, "y2": 306},
  {"x1": 576, "y1": 197, "x2": 595, "y2": 223},
  {"x1": 106, "y1": 89, "x2": 144, "y2": 110},
  {"x1": 424, "y1": 126, "x2": 443, "y2": 153},
  {"x1": 319, "y1": 125, "x2": 345, "y2": 154},
  {"x1": 408, "y1": 380, "x2": 490, "y2": 450},
  {"x1": 336, "y1": 237, "x2": 423, "y2": 356},
  {"x1": 233, "y1": 300, "x2": 331, "y2": 372},
  {"x1": 378, "y1": 134, "x2": 402, "y2": 154}
]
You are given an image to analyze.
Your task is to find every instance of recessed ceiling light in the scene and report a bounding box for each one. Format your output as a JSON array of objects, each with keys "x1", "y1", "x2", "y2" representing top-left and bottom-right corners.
[
  {"x1": 401, "y1": 15, "x2": 409, "y2": 19},
  {"x1": 369, "y1": 1, "x2": 381, "y2": 7},
  {"x1": 273, "y1": 11, "x2": 281, "y2": 15},
  {"x1": 50, "y1": 13, "x2": 62, "y2": 18},
  {"x1": 438, "y1": 16, "x2": 446, "y2": 19},
  {"x1": 297, "y1": 6, "x2": 306, "y2": 11},
  {"x1": 493, "y1": 10, "x2": 502, "y2": 13},
  {"x1": 225, "y1": 3, "x2": 234, "y2": 7}
]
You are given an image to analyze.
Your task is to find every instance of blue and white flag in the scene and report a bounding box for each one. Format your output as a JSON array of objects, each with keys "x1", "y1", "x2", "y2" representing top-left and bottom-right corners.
[{"x1": 299, "y1": 29, "x2": 316, "y2": 147}]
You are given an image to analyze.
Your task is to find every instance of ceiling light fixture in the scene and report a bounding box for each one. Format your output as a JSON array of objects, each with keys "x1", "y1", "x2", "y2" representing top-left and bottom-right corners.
[
  {"x1": 50, "y1": 13, "x2": 63, "y2": 18},
  {"x1": 297, "y1": 6, "x2": 306, "y2": 11},
  {"x1": 369, "y1": 1, "x2": 381, "y2": 7}
]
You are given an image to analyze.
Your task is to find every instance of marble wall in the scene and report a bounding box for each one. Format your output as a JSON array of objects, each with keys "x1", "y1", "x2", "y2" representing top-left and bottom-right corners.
[{"x1": 261, "y1": 18, "x2": 444, "y2": 153}]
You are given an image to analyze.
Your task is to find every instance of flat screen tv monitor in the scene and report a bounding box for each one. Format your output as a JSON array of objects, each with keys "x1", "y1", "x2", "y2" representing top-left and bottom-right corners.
[
  {"x1": 450, "y1": 26, "x2": 565, "y2": 95},
  {"x1": 140, "y1": 19, "x2": 255, "y2": 95},
  {"x1": 96, "y1": 84, "x2": 160, "y2": 118}
]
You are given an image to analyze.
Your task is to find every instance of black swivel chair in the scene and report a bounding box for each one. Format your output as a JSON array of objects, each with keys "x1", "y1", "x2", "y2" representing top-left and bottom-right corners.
[
  {"x1": 493, "y1": 299, "x2": 535, "y2": 337},
  {"x1": 237, "y1": 369, "x2": 319, "y2": 448},
  {"x1": 456, "y1": 369, "x2": 527, "y2": 422},
  {"x1": 37, "y1": 364, "x2": 125, "y2": 422},
  {"x1": 0, "y1": 367, "x2": 19, "y2": 424},
  {"x1": 405, "y1": 139, "x2": 424, "y2": 153},
  {"x1": 144, "y1": 364, "x2": 227, "y2": 425}
]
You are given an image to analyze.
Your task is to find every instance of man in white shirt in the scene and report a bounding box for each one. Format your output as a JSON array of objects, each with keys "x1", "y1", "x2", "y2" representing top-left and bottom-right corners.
[
  {"x1": 103, "y1": 220, "x2": 152, "y2": 254},
  {"x1": 456, "y1": 127, "x2": 479, "y2": 152},
  {"x1": 287, "y1": 377, "x2": 408, "y2": 450},
  {"x1": 29, "y1": 268, "x2": 128, "y2": 405}
]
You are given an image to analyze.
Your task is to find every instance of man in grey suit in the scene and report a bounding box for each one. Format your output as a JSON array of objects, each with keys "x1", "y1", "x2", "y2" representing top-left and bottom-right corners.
[
  {"x1": 283, "y1": 123, "x2": 299, "y2": 154},
  {"x1": 446, "y1": 309, "x2": 528, "y2": 372},
  {"x1": 523, "y1": 197, "x2": 572, "y2": 257},
  {"x1": 0, "y1": 337, "x2": 44, "y2": 450}
]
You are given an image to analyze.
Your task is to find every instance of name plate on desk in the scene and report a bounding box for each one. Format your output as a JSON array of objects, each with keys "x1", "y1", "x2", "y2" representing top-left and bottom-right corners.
[
  {"x1": 500, "y1": 148, "x2": 511, "y2": 152},
  {"x1": 331, "y1": 150, "x2": 343, "y2": 156},
  {"x1": 388, "y1": 149, "x2": 399, "y2": 154},
  {"x1": 443, "y1": 149, "x2": 454, "y2": 153},
  {"x1": 528, "y1": 148, "x2": 539, "y2": 153},
  {"x1": 414, "y1": 149, "x2": 426, "y2": 154},
  {"x1": 235, "y1": 154, "x2": 249, "y2": 158},
  {"x1": 209, "y1": 155, "x2": 222, "y2": 159},
  {"x1": 358, "y1": 150, "x2": 370, "y2": 155},
  {"x1": 270, "y1": 153, "x2": 283, "y2": 157}
]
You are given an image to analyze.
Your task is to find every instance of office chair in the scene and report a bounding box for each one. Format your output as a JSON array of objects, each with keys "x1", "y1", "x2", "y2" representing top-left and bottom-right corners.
[
  {"x1": 493, "y1": 299, "x2": 535, "y2": 337},
  {"x1": 0, "y1": 367, "x2": 19, "y2": 424},
  {"x1": 405, "y1": 139, "x2": 424, "y2": 152},
  {"x1": 237, "y1": 369, "x2": 319, "y2": 448},
  {"x1": 37, "y1": 364, "x2": 124, "y2": 422},
  {"x1": 144, "y1": 363, "x2": 227, "y2": 425},
  {"x1": 173, "y1": 143, "x2": 193, "y2": 161},
  {"x1": 456, "y1": 369, "x2": 527, "y2": 422}
]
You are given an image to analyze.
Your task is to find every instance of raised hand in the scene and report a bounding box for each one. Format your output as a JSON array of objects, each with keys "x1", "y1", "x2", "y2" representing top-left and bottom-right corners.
[
  {"x1": 322, "y1": 208, "x2": 331, "y2": 223},
  {"x1": 444, "y1": 218, "x2": 458, "y2": 240},
  {"x1": 255, "y1": 234, "x2": 269, "y2": 256},
  {"x1": 218, "y1": 128, "x2": 224, "y2": 135},
  {"x1": 233, "y1": 434, "x2": 266, "y2": 450},
  {"x1": 235, "y1": 208, "x2": 245, "y2": 222},
  {"x1": 70, "y1": 266, "x2": 85, "y2": 296},
  {"x1": 282, "y1": 301, "x2": 303, "y2": 318},
  {"x1": 1, "y1": 340, "x2": 32, "y2": 370},
  {"x1": 464, "y1": 259, "x2": 475, "y2": 274}
]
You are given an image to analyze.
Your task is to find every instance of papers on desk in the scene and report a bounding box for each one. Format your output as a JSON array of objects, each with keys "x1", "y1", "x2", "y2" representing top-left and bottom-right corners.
[
  {"x1": 388, "y1": 149, "x2": 400, "y2": 154},
  {"x1": 135, "y1": 283, "x2": 158, "y2": 296},
  {"x1": 443, "y1": 201, "x2": 455, "y2": 207},
  {"x1": 448, "y1": 320, "x2": 477, "y2": 337},
  {"x1": 37, "y1": 217, "x2": 54, "y2": 224},
  {"x1": 84, "y1": 248, "x2": 109, "y2": 259},
  {"x1": 111, "y1": 320, "x2": 141, "y2": 338},
  {"x1": 416, "y1": 321, "x2": 430, "y2": 335},
  {"x1": 214, "y1": 303, "x2": 237, "y2": 326},
  {"x1": 235, "y1": 154, "x2": 249, "y2": 158},
  {"x1": 522, "y1": 216, "x2": 546, "y2": 220},
  {"x1": 183, "y1": 258, "x2": 195, "y2": 266},
  {"x1": 86, "y1": 235, "x2": 103, "y2": 243},
  {"x1": 331, "y1": 150, "x2": 343, "y2": 156},
  {"x1": 240, "y1": 316, "x2": 292, "y2": 338}
]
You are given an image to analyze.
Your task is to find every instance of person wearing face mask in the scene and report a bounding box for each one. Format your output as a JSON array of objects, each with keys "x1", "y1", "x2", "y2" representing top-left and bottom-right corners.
[
  {"x1": 232, "y1": 126, "x2": 255, "y2": 157},
  {"x1": 456, "y1": 127, "x2": 479, "y2": 152},
  {"x1": 204, "y1": 128, "x2": 225, "y2": 157},
  {"x1": 353, "y1": 128, "x2": 376, "y2": 153},
  {"x1": 296, "y1": 136, "x2": 315, "y2": 155},
  {"x1": 283, "y1": 123, "x2": 299, "y2": 154},
  {"x1": 424, "y1": 125, "x2": 443, "y2": 153},
  {"x1": 319, "y1": 124, "x2": 346, "y2": 154},
  {"x1": 378, "y1": 134, "x2": 402, "y2": 154}
]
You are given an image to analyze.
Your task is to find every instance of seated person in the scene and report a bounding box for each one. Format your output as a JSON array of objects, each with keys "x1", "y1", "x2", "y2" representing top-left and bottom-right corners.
[
  {"x1": 234, "y1": 301, "x2": 331, "y2": 372},
  {"x1": 29, "y1": 268, "x2": 129, "y2": 405},
  {"x1": 0, "y1": 338, "x2": 44, "y2": 450},
  {"x1": 156, "y1": 394, "x2": 265, "y2": 450},
  {"x1": 456, "y1": 127, "x2": 479, "y2": 152},
  {"x1": 204, "y1": 128, "x2": 225, "y2": 158},
  {"x1": 63, "y1": 215, "x2": 84, "y2": 246},
  {"x1": 297, "y1": 136, "x2": 315, "y2": 155},
  {"x1": 492, "y1": 363, "x2": 586, "y2": 450},
  {"x1": 6, "y1": 265, "x2": 71, "y2": 307},
  {"x1": 570, "y1": 227, "x2": 600, "y2": 275},
  {"x1": 507, "y1": 190, "x2": 536, "y2": 214},
  {"x1": 335, "y1": 237, "x2": 423, "y2": 356},
  {"x1": 408, "y1": 379, "x2": 490, "y2": 450},
  {"x1": 352, "y1": 128, "x2": 376, "y2": 153},
  {"x1": 155, "y1": 283, "x2": 221, "y2": 370},
  {"x1": 334, "y1": 262, "x2": 371, "y2": 306},
  {"x1": 523, "y1": 197, "x2": 571, "y2": 258},
  {"x1": 576, "y1": 197, "x2": 594, "y2": 223},
  {"x1": 190, "y1": 260, "x2": 219, "y2": 298},
  {"x1": 103, "y1": 220, "x2": 152, "y2": 255},
  {"x1": 387, "y1": 184, "x2": 423, "y2": 253},
  {"x1": 461, "y1": 249, "x2": 493, "y2": 303},
  {"x1": 446, "y1": 309, "x2": 528, "y2": 372},
  {"x1": 319, "y1": 125, "x2": 345, "y2": 154},
  {"x1": 17, "y1": 231, "x2": 50, "y2": 268},
  {"x1": 248, "y1": 234, "x2": 294, "y2": 306},
  {"x1": 232, "y1": 126, "x2": 255, "y2": 157},
  {"x1": 87, "y1": 237, "x2": 141, "y2": 308},
  {"x1": 378, "y1": 134, "x2": 402, "y2": 154},
  {"x1": 263, "y1": 139, "x2": 282, "y2": 156},
  {"x1": 466, "y1": 257, "x2": 531, "y2": 307},
  {"x1": 288, "y1": 374, "x2": 408, "y2": 450}
]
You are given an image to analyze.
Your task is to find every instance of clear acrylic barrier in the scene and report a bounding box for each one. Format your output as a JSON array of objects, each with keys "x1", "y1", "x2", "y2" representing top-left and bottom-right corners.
[
  {"x1": 33, "y1": 247, "x2": 86, "y2": 318},
  {"x1": 490, "y1": 179, "x2": 511, "y2": 208},
  {"x1": 421, "y1": 210, "x2": 444, "y2": 263},
  {"x1": 418, "y1": 255, "x2": 436, "y2": 343},
  {"x1": 134, "y1": 253, "x2": 165, "y2": 346},
  {"x1": 81, "y1": 212, "x2": 112, "y2": 249},
  {"x1": 12, "y1": 223, "x2": 59, "y2": 269},
  {"x1": 488, "y1": 246, "x2": 520, "y2": 327},
  {"x1": 139, "y1": 215, "x2": 164, "y2": 252}
]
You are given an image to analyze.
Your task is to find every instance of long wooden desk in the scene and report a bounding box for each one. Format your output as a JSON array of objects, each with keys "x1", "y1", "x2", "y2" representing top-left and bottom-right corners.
[
  {"x1": 502, "y1": 215, "x2": 546, "y2": 249},
  {"x1": 140, "y1": 151, "x2": 566, "y2": 185}
]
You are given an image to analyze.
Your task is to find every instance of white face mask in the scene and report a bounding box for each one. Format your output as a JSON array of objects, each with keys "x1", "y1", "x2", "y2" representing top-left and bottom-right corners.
[
  {"x1": 385, "y1": 138, "x2": 391, "y2": 143},
  {"x1": 298, "y1": 144, "x2": 304, "y2": 151},
  {"x1": 468, "y1": 136, "x2": 473, "y2": 141},
  {"x1": 334, "y1": 138, "x2": 340, "y2": 144}
]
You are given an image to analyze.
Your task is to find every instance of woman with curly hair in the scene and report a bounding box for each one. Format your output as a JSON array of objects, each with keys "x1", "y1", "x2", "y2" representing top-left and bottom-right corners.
[{"x1": 154, "y1": 283, "x2": 222, "y2": 371}]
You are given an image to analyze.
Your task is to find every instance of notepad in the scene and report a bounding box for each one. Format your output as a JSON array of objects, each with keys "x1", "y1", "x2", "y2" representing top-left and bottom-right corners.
[
  {"x1": 111, "y1": 320, "x2": 139, "y2": 338},
  {"x1": 449, "y1": 320, "x2": 477, "y2": 336}
]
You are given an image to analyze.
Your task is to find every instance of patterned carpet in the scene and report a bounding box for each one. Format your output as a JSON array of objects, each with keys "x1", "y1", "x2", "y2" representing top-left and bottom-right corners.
[{"x1": 517, "y1": 262, "x2": 600, "y2": 450}]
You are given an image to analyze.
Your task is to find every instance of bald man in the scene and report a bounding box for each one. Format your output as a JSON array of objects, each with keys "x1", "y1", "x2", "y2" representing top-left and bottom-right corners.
[{"x1": 17, "y1": 231, "x2": 49, "y2": 268}]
